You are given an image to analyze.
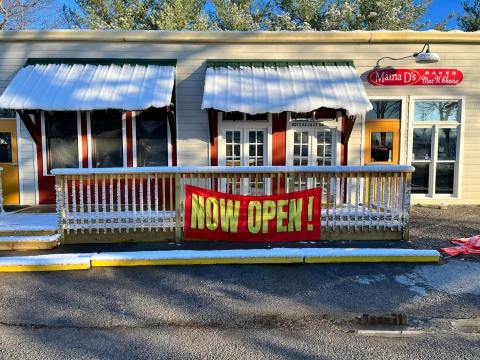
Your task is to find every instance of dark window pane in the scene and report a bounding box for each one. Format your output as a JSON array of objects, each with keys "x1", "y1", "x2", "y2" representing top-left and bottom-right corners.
[
  {"x1": 436, "y1": 163, "x2": 455, "y2": 194},
  {"x1": 414, "y1": 101, "x2": 459, "y2": 122},
  {"x1": 0, "y1": 132, "x2": 12, "y2": 162},
  {"x1": 0, "y1": 109, "x2": 15, "y2": 118},
  {"x1": 91, "y1": 110, "x2": 123, "y2": 168},
  {"x1": 412, "y1": 128, "x2": 432, "y2": 161},
  {"x1": 366, "y1": 100, "x2": 401, "y2": 120},
  {"x1": 370, "y1": 132, "x2": 393, "y2": 162},
  {"x1": 136, "y1": 110, "x2": 168, "y2": 167},
  {"x1": 438, "y1": 128, "x2": 457, "y2": 161},
  {"x1": 45, "y1": 112, "x2": 78, "y2": 171},
  {"x1": 246, "y1": 113, "x2": 268, "y2": 121},
  {"x1": 223, "y1": 111, "x2": 243, "y2": 121},
  {"x1": 412, "y1": 162, "x2": 430, "y2": 194}
]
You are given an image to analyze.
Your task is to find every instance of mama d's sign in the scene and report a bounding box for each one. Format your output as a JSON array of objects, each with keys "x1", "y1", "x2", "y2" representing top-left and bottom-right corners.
[{"x1": 368, "y1": 68, "x2": 463, "y2": 86}]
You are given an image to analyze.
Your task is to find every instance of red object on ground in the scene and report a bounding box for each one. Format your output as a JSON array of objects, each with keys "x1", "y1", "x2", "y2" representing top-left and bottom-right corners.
[{"x1": 440, "y1": 235, "x2": 480, "y2": 256}]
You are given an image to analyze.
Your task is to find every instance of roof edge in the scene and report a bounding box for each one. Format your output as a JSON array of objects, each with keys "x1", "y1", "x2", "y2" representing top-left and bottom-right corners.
[
  {"x1": 0, "y1": 30, "x2": 480, "y2": 44},
  {"x1": 206, "y1": 60, "x2": 355, "y2": 67},
  {"x1": 25, "y1": 58, "x2": 177, "y2": 66}
]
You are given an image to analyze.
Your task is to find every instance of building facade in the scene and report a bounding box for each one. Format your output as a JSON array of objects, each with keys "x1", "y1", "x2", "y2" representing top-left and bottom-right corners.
[{"x1": 0, "y1": 30, "x2": 478, "y2": 205}]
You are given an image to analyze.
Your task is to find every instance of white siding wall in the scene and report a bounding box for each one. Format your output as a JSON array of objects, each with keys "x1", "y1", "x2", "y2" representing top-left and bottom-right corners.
[{"x1": 0, "y1": 39, "x2": 478, "y2": 203}]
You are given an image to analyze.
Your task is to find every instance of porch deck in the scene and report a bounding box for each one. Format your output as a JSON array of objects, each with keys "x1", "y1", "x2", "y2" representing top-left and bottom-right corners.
[{"x1": 0, "y1": 212, "x2": 57, "y2": 234}]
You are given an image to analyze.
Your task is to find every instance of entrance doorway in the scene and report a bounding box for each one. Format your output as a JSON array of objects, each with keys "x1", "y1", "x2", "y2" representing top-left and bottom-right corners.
[{"x1": 0, "y1": 119, "x2": 20, "y2": 205}]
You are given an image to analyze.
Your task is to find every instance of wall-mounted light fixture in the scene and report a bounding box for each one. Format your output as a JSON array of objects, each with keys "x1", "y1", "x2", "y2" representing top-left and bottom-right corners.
[{"x1": 375, "y1": 43, "x2": 440, "y2": 68}]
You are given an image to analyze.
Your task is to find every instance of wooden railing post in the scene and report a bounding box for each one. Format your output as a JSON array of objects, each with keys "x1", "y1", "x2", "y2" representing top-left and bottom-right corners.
[
  {"x1": 0, "y1": 167, "x2": 4, "y2": 213},
  {"x1": 402, "y1": 172, "x2": 412, "y2": 241},
  {"x1": 55, "y1": 175, "x2": 66, "y2": 238},
  {"x1": 174, "y1": 173, "x2": 183, "y2": 242}
]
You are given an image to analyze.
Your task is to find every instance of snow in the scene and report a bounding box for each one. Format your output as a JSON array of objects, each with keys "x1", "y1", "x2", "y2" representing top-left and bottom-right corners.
[
  {"x1": 0, "y1": 234, "x2": 60, "y2": 242},
  {"x1": 0, "y1": 213, "x2": 57, "y2": 232},
  {"x1": 0, "y1": 253, "x2": 94, "y2": 266},
  {"x1": 92, "y1": 248, "x2": 440, "y2": 261},
  {"x1": 0, "y1": 248, "x2": 439, "y2": 268},
  {"x1": 0, "y1": 63, "x2": 175, "y2": 111},
  {"x1": 201, "y1": 64, "x2": 372, "y2": 116},
  {"x1": 52, "y1": 164, "x2": 415, "y2": 176}
]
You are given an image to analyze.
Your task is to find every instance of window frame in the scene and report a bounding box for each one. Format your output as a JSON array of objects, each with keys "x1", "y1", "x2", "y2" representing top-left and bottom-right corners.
[
  {"x1": 407, "y1": 96, "x2": 465, "y2": 199},
  {"x1": 364, "y1": 96, "x2": 408, "y2": 165},
  {"x1": 132, "y1": 110, "x2": 171, "y2": 168},
  {"x1": 41, "y1": 111, "x2": 82, "y2": 176},
  {"x1": 89, "y1": 110, "x2": 126, "y2": 169}
]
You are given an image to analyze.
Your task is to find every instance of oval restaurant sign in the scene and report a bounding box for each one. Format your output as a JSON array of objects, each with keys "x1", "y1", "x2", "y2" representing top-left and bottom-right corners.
[{"x1": 368, "y1": 68, "x2": 463, "y2": 86}]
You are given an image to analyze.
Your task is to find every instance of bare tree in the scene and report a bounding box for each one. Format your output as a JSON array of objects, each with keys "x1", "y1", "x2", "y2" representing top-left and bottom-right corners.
[{"x1": 0, "y1": 0, "x2": 61, "y2": 30}]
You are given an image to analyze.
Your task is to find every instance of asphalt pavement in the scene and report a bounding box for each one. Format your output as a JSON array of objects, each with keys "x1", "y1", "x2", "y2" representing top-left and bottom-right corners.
[{"x1": 0, "y1": 260, "x2": 479, "y2": 359}]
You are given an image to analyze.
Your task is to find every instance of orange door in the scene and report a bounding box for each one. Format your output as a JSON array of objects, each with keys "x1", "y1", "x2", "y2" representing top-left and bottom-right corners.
[
  {"x1": 364, "y1": 120, "x2": 400, "y2": 165},
  {"x1": 0, "y1": 120, "x2": 20, "y2": 205}
]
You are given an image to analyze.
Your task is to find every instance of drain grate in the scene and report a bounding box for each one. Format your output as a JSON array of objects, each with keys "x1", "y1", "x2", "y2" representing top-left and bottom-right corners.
[{"x1": 358, "y1": 313, "x2": 408, "y2": 326}]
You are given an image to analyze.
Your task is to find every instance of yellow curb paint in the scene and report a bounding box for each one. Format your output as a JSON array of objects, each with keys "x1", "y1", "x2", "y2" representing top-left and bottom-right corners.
[
  {"x1": 305, "y1": 256, "x2": 440, "y2": 263},
  {"x1": 0, "y1": 263, "x2": 91, "y2": 272},
  {"x1": 92, "y1": 256, "x2": 304, "y2": 267},
  {"x1": 0, "y1": 242, "x2": 59, "y2": 251}
]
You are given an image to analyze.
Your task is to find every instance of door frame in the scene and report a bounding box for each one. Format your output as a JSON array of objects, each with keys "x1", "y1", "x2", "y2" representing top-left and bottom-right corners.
[
  {"x1": 364, "y1": 119, "x2": 401, "y2": 165},
  {"x1": 363, "y1": 96, "x2": 408, "y2": 165},
  {"x1": 0, "y1": 118, "x2": 20, "y2": 205}
]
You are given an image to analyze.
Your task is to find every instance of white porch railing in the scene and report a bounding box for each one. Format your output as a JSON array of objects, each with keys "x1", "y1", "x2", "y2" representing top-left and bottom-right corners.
[
  {"x1": 52, "y1": 165, "x2": 414, "y2": 241},
  {"x1": 0, "y1": 167, "x2": 3, "y2": 213}
]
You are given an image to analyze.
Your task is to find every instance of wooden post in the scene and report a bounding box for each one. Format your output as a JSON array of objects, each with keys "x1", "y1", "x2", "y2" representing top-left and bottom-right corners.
[
  {"x1": 175, "y1": 173, "x2": 183, "y2": 242},
  {"x1": 402, "y1": 172, "x2": 412, "y2": 241},
  {"x1": 0, "y1": 167, "x2": 4, "y2": 213},
  {"x1": 55, "y1": 175, "x2": 66, "y2": 240}
]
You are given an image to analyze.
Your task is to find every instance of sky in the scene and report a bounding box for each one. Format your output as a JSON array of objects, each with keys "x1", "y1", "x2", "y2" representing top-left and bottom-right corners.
[
  {"x1": 59, "y1": 0, "x2": 467, "y2": 30},
  {"x1": 426, "y1": 0, "x2": 463, "y2": 28}
]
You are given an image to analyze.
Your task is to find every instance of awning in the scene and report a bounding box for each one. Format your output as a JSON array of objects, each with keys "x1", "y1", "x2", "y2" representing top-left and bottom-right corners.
[
  {"x1": 202, "y1": 61, "x2": 372, "y2": 116},
  {"x1": 0, "y1": 59, "x2": 176, "y2": 111}
]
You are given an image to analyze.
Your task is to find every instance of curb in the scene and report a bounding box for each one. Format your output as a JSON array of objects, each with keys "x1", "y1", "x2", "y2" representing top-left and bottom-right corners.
[
  {"x1": 0, "y1": 234, "x2": 60, "y2": 251},
  {"x1": 0, "y1": 248, "x2": 441, "y2": 272},
  {"x1": 0, "y1": 253, "x2": 94, "y2": 272}
]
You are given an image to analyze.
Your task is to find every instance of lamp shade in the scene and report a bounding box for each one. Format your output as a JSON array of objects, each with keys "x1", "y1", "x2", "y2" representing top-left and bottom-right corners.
[{"x1": 415, "y1": 51, "x2": 440, "y2": 64}]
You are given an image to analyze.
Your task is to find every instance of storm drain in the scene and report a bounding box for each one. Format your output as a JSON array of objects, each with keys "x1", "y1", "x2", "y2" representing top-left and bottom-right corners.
[{"x1": 358, "y1": 313, "x2": 409, "y2": 326}]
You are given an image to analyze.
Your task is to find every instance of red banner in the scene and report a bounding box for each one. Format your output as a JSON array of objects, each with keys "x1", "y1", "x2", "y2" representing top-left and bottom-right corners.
[
  {"x1": 183, "y1": 185, "x2": 321, "y2": 242},
  {"x1": 368, "y1": 68, "x2": 463, "y2": 86}
]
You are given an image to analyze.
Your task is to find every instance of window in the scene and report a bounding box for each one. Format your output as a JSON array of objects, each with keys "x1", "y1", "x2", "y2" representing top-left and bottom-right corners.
[
  {"x1": 0, "y1": 109, "x2": 15, "y2": 118},
  {"x1": 291, "y1": 128, "x2": 336, "y2": 166},
  {"x1": 411, "y1": 100, "x2": 461, "y2": 196},
  {"x1": 316, "y1": 130, "x2": 333, "y2": 166},
  {"x1": 91, "y1": 110, "x2": 123, "y2": 168},
  {"x1": 366, "y1": 100, "x2": 401, "y2": 120},
  {"x1": 225, "y1": 130, "x2": 241, "y2": 166},
  {"x1": 0, "y1": 132, "x2": 12, "y2": 162},
  {"x1": 222, "y1": 112, "x2": 268, "y2": 122},
  {"x1": 136, "y1": 110, "x2": 168, "y2": 167},
  {"x1": 45, "y1": 112, "x2": 79, "y2": 172},
  {"x1": 293, "y1": 131, "x2": 309, "y2": 166},
  {"x1": 370, "y1": 132, "x2": 393, "y2": 162}
]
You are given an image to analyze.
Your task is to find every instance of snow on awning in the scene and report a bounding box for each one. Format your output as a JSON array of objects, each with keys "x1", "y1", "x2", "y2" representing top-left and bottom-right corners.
[
  {"x1": 201, "y1": 61, "x2": 372, "y2": 116},
  {"x1": 0, "y1": 59, "x2": 176, "y2": 111}
]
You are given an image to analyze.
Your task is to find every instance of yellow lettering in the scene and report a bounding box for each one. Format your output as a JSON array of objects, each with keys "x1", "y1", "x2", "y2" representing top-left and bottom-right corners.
[
  {"x1": 248, "y1": 201, "x2": 262, "y2": 234},
  {"x1": 220, "y1": 198, "x2": 240, "y2": 233},
  {"x1": 262, "y1": 200, "x2": 276, "y2": 233},
  {"x1": 276, "y1": 199, "x2": 288, "y2": 232},
  {"x1": 205, "y1": 197, "x2": 219, "y2": 231},
  {"x1": 190, "y1": 194, "x2": 205, "y2": 230},
  {"x1": 288, "y1": 198, "x2": 302, "y2": 232}
]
